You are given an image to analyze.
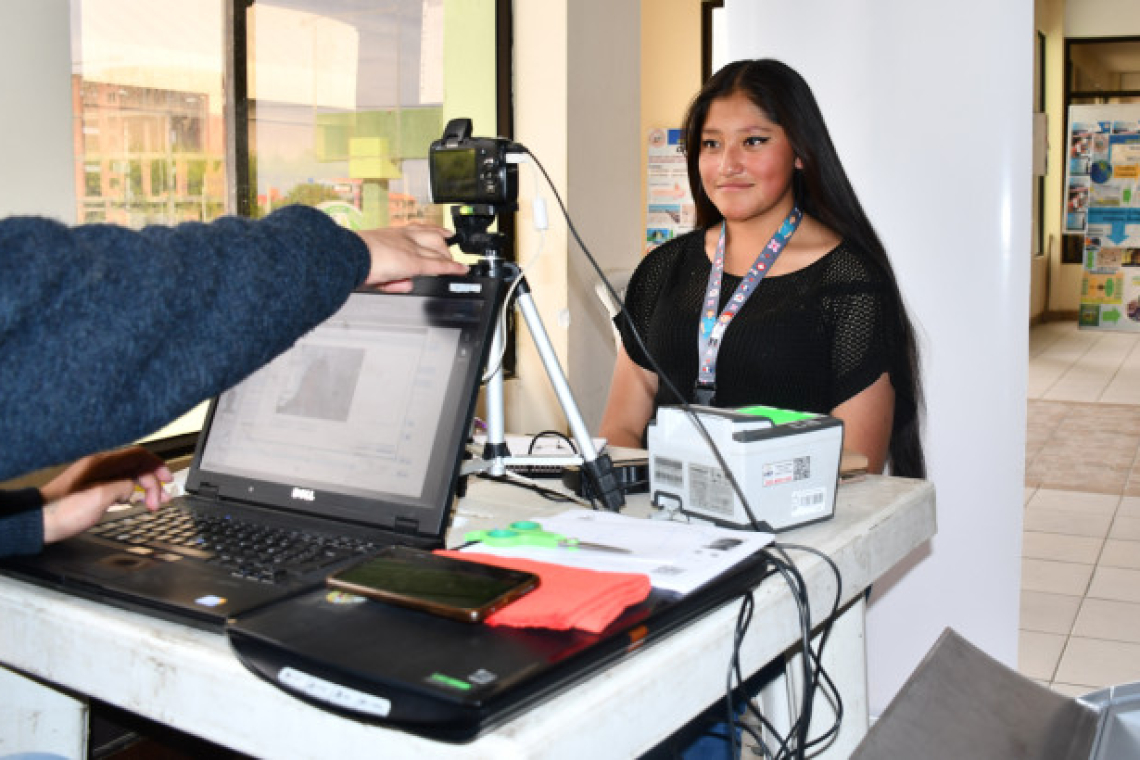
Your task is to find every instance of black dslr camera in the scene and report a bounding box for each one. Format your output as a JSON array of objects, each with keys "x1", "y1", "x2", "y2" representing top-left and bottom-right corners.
[{"x1": 429, "y1": 118, "x2": 518, "y2": 206}]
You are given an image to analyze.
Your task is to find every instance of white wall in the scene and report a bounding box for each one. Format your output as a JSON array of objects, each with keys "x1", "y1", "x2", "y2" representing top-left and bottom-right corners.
[
  {"x1": 0, "y1": 0, "x2": 76, "y2": 220},
  {"x1": 509, "y1": 1, "x2": 571, "y2": 436},
  {"x1": 1037, "y1": 0, "x2": 1066, "y2": 319},
  {"x1": 1065, "y1": 0, "x2": 1140, "y2": 35},
  {"x1": 724, "y1": 0, "x2": 1031, "y2": 714},
  {"x1": 567, "y1": 0, "x2": 643, "y2": 431},
  {"x1": 509, "y1": 2, "x2": 643, "y2": 435}
]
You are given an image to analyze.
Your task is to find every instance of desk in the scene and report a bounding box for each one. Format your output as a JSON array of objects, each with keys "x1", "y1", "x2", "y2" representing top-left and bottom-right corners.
[{"x1": 0, "y1": 475, "x2": 934, "y2": 759}]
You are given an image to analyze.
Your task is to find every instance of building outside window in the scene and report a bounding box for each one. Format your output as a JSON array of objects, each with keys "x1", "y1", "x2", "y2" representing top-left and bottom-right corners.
[{"x1": 68, "y1": 0, "x2": 495, "y2": 232}]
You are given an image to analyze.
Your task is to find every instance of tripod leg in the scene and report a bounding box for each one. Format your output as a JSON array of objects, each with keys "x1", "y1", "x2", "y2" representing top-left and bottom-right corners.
[
  {"x1": 513, "y1": 279, "x2": 625, "y2": 510},
  {"x1": 481, "y1": 311, "x2": 510, "y2": 476}
]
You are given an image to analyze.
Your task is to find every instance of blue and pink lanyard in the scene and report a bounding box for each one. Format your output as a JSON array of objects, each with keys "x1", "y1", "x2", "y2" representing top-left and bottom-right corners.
[{"x1": 694, "y1": 207, "x2": 803, "y2": 405}]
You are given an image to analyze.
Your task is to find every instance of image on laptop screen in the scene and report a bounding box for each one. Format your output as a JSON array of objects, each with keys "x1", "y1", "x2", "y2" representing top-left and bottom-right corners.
[{"x1": 192, "y1": 284, "x2": 494, "y2": 528}]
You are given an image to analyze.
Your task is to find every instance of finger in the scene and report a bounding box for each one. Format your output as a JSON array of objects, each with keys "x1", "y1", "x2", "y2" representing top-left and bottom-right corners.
[
  {"x1": 414, "y1": 229, "x2": 452, "y2": 253},
  {"x1": 155, "y1": 464, "x2": 173, "y2": 484},
  {"x1": 133, "y1": 472, "x2": 166, "y2": 510},
  {"x1": 377, "y1": 279, "x2": 414, "y2": 294}
]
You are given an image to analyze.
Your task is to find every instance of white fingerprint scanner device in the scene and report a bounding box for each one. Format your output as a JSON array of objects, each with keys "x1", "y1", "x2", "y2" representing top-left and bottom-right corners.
[{"x1": 647, "y1": 404, "x2": 844, "y2": 532}]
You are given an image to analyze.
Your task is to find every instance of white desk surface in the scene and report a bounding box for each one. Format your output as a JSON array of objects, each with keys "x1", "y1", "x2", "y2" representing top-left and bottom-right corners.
[{"x1": 0, "y1": 474, "x2": 934, "y2": 759}]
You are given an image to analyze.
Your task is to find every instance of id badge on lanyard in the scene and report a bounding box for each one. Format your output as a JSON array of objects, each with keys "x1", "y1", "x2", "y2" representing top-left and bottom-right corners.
[{"x1": 694, "y1": 208, "x2": 802, "y2": 405}]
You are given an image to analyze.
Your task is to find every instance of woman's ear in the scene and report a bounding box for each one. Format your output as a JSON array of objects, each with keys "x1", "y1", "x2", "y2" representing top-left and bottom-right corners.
[{"x1": 794, "y1": 156, "x2": 804, "y2": 170}]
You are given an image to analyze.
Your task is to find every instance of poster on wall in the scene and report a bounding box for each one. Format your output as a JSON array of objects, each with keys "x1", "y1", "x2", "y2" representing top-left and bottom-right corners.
[
  {"x1": 645, "y1": 128, "x2": 695, "y2": 253},
  {"x1": 1064, "y1": 104, "x2": 1140, "y2": 332}
]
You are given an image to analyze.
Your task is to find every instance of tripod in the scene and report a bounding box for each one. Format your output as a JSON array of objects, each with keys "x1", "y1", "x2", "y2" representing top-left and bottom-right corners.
[{"x1": 450, "y1": 204, "x2": 625, "y2": 510}]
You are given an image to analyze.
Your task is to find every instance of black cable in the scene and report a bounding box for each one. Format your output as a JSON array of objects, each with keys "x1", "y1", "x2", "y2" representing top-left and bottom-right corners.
[
  {"x1": 519, "y1": 147, "x2": 770, "y2": 534},
  {"x1": 526, "y1": 429, "x2": 577, "y2": 455},
  {"x1": 726, "y1": 591, "x2": 754, "y2": 760},
  {"x1": 775, "y1": 543, "x2": 845, "y2": 754},
  {"x1": 476, "y1": 472, "x2": 582, "y2": 506},
  {"x1": 761, "y1": 550, "x2": 813, "y2": 759}
]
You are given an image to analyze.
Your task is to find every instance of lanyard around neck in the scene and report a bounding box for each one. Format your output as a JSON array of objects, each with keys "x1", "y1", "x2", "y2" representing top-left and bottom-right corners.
[{"x1": 694, "y1": 207, "x2": 803, "y2": 405}]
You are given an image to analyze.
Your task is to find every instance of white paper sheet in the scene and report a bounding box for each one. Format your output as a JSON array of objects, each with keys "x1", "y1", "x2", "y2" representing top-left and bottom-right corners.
[{"x1": 459, "y1": 509, "x2": 773, "y2": 595}]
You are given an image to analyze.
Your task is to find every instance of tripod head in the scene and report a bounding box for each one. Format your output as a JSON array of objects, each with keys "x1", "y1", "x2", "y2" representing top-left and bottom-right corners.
[{"x1": 446, "y1": 203, "x2": 517, "y2": 278}]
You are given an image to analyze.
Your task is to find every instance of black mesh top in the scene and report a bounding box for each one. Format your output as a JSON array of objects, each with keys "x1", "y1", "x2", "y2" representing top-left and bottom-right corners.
[{"x1": 617, "y1": 228, "x2": 909, "y2": 422}]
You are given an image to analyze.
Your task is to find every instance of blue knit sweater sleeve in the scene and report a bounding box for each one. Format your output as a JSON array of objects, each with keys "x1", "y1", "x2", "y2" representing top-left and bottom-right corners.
[
  {"x1": 0, "y1": 205, "x2": 369, "y2": 481},
  {"x1": 0, "y1": 488, "x2": 45, "y2": 556},
  {"x1": 0, "y1": 510, "x2": 44, "y2": 557}
]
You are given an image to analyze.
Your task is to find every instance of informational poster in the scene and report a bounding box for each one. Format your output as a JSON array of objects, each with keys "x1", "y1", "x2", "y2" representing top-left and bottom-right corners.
[
  {"x1": 1064, "y1": 105, "x2": 1140, "y2": 331},
  {"x1": 646, "y1": 127, "x2": 695, "y2": 253}
]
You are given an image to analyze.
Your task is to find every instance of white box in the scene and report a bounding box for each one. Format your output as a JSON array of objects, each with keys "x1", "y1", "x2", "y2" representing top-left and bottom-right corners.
[{"x1": 646, "y1": 405, "x2": 843, "y2": 532}]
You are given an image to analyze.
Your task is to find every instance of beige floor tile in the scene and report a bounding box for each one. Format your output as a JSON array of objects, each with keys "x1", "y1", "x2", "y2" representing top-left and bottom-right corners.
[
  {"x1": 1025, "y1": 324, "x2": 1140, "y2": 696},
  {"x1": 1021, "y1": 590, "x2": 1081, "y2": 634},
  {"x1": 1019, "y1": 630, "x2": 1066, "y2": 681},
  {"x1": 1100, "y1": 539, "x2": 1140, "y2": 569},
  {"x1": 1025, "y1": 463, "x2": 1130, "y2": 496},
  {"x1": 1110, "y1": 515, "x2": 1140, "y2": 541},
  {"x1": 1021, "y1": 531, "x2": 1103, "y2": 564},
  {"x1": 1055, "y1": 637, "x2": 1140, "y2": 688},
  {"x1": 1088, "y1": 566, "x2": 1140, "y2": 603},
  {"x1": 1021, "y1": 558, "x2": 1094, "y2": 597},
  {"x1": 1073, "y1": 598, "x2": 1140, "y2": 644},
  {"x1": 1025, "y1": 489, "x2": 1120, "y2": 515},
  {"x1": 1023, "y1": 508, "x2": 1113, "y2": 539},
  {"x1": 1053, "y1": 403, "x2": 1140, "y2": 436},
  {"x1": 1119, "y1": 496, "x2": 1140, "y2": 518}
]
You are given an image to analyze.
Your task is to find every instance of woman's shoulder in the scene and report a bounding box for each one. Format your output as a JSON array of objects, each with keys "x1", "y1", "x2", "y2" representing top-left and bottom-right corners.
[
  {"x1": 812, "y1": 240, "x2": 893, "y2": 286},
  {"x1": 637, "y1": 228, "x2": 707, "y2": 273}
]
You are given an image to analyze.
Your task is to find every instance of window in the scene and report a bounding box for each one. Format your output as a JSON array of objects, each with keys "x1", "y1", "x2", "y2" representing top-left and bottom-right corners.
[
  {"x1": 67, "y1": 0, "x2": 505, "y2": 441},
  {"x1": 69, "y1": 0, "x2": 502, "y2": 231}
]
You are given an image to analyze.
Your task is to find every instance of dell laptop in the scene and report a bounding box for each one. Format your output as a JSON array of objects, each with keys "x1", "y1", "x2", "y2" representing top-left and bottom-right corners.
[{"x1": 1, "y1": 275, "x2": 502, "y2": 630}]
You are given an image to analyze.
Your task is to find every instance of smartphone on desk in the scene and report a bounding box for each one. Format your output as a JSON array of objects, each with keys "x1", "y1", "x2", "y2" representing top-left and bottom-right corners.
[{"x1": 326, "y1": 545, "x2": 539, "y2": 623}]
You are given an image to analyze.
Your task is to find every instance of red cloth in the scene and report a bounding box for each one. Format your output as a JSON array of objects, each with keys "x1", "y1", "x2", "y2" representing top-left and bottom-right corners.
[{"x1": 436, "y1": 551, "x2": 652, "y2": 634}]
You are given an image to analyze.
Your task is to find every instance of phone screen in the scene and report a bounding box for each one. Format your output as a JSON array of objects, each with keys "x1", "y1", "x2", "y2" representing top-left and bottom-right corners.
[{"x1": 326, "y1": 545, "x2": 539, "y2": 623}]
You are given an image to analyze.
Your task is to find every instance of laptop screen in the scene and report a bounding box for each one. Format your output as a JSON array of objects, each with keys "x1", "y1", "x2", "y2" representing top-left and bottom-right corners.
[{"x1": 188, "y1": 277, "x2": 499, "y2": 536}]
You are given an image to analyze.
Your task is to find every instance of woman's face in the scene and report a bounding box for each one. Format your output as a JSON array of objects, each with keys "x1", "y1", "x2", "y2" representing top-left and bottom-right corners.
[{"x1": 697, "y1": 90, "x2": 799, "y2": 226}]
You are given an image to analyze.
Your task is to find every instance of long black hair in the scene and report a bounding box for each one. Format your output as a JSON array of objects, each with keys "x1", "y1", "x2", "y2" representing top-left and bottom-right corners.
[{"x1": 681, "y1": 59, "x2": 926, "y2": 478}]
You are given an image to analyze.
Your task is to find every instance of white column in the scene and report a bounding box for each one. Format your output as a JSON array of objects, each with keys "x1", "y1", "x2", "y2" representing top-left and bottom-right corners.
[{"x1": 723, "y1": 0, "x2": 1031, "y2": 715}]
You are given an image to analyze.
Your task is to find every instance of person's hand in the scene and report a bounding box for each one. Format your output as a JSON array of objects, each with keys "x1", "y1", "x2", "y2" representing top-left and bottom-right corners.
[
  {"x1": 355, "y1": 223, "x2": 468, "y2": 292},
  {"x1": 40, "y1": 447, "x2": 173, "y2": 544}
]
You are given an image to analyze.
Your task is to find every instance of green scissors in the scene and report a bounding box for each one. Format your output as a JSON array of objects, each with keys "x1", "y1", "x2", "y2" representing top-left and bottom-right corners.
[{"x1": 465, "y1": 520, "x2": 630, "y2": 554}]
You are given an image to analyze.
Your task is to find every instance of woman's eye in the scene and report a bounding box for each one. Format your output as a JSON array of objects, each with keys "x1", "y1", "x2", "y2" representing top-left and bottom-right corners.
[
  {"x1": 700, "y1": 139, "x2": 720, "y2": 151},
  {"x1": 744, "y1": 136, "x2": 769, "y2": 147}
]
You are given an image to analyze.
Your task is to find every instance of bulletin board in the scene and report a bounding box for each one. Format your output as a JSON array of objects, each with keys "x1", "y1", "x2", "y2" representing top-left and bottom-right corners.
[
  {"x1": 1064, "y1": 104, "x2": 1140, "y2": 331},
  {"x1": 645, "y1": 128, "x2": 695, "y2": 253}
]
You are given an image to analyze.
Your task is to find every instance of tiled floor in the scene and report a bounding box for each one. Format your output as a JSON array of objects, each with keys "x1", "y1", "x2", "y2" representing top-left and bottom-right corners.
[{"x1": 1021, "y1": 320, "x2": 1140, "y2": 697}]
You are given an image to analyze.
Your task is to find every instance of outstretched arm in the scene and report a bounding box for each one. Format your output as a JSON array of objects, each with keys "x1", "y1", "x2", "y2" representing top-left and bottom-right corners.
[{"x1": 0, "y1": 207, "x2": 466, "y2": 482}]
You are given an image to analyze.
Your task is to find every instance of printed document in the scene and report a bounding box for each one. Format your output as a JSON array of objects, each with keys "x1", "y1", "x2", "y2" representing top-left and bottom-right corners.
[{"x1": 460, "y1": 509, "x2": 773, "y2": 595}]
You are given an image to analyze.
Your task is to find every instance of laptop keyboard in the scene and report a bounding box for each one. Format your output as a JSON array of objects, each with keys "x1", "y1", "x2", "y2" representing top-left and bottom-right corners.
[{"x1": 90, "y1": 506, "x2": 379, "y2": 584}]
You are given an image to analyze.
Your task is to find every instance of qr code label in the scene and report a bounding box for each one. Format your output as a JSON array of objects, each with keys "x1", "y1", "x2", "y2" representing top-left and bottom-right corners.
[{"x1": 763, "y1": 457, "x2": 811, "y2": 487}]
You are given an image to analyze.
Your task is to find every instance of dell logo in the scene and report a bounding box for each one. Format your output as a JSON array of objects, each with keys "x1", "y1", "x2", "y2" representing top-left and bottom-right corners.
[{"x1": 291, "y1": 487, "x2": 316, "y2": 502}]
